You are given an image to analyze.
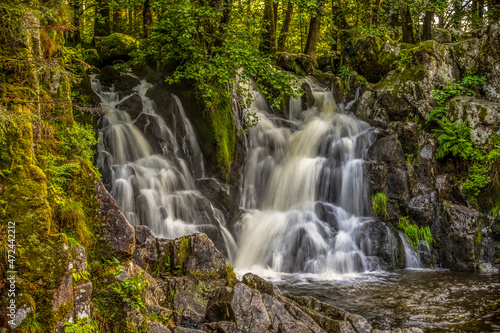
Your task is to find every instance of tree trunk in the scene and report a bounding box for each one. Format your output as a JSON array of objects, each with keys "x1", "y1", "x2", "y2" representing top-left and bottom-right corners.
[
  {"x1": 112, "y1": 7, "x2": 125, "y2": 33},
  {"x1": 478, "y1": 0, "x2": 484, "y2": 18},
  {"x1": 259, "y1": 1, "x2": 276, "y2": 54},
  {"x1": 94, "y1": 0, "x2": 111, "y2": 37},
  {"x1": 332, "y1": 0, "x2": 348, "y2": 51},
  {"x1": 304, "y1": 0, "x2": 325, "y2": 57},
  {"x1": 401, "y1": 4, "x2": 414, "y2": 44},
  {"x1": 422, "y1": 10, "x2": 434, "y2": 40},
  {"x1": 277, "y1": 2, "x2": 293, "y2": 52},
  {"x1": 452, "y1": 0, "x2": 461, "y2": 30},
  {"x1": 142, "y1": 0, "x2": 153, "y2": 38},
  {"x1": 491, "y1": 0, "x2": 500, "y2": 21},
  {"x1": 68, "y1": 0, "x2": 81, "y2": 46}
]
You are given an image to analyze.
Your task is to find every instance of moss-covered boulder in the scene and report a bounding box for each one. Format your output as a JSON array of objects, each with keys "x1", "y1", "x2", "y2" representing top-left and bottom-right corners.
[
  {"x1": 447, "y1": 96, "x2": 500, "y2": 145},
  {"x1": 275, "y1": 53, "x2": 317, "y2": 76},
  {"x1": 432, "y1": 28, "x2": 452, "y2": 44},
  {"x1": 95, "y1": 33, "x2": 139, "y2": 65}
]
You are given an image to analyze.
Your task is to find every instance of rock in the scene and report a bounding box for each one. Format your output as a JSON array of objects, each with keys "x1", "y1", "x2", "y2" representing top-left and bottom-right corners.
[
  {"x1": 133, "y1": 233, "x2": 158, "y2": 270},
  {"x1": 441, "y1": 201, "x2": 482, "y2": 270},
  {"x1": 147, "y1": 322, "x2": 172, "y2": 333},
  {"x1": 135, "y1": 225, "x2": 153, "y2": 244},
  {"x1": 367, "y1": 130, "x2": 410, "y2": 220},
  {"x1": 164, "y1": 276, "x2": 226, "y2": 318},
  {"x1": 73, "y1": 281, "x2": 92, "y2": 320},
  {"x1": 444, "y1": 38, "x2": 480, "y2": 73},
  {"x1": 157, "y1": 233, "x2": 227, "y2": 277},
  {"x1": 347, "y1": 314, "x2": 372, "y2": 333},
  {"x1": 242, "y1": 273, "x2": 283, "y2": 298},
  {"x1": 74, "y1": 245, "x2": 88, "y2": 272},
  {"x1": 52, "y1": 272, "x2": 73, "y2": 312},
  {"x1": 117, "y1": 262, "x2": 166, "y2": 307},
  {"x1": 95, "y1": 33, "x2": 139, "y2": 64},
  {"x1": 171, "y1": 327, "x2": 205, "y2": 333},
  {"x1": 94, "y1": 180, "x2": 135, "y2": 258},
  {"x1": 447, "y1": 96, "x2": 500, "y2": 145},
  {"x1": 479, "y1": 262, "x2": 499, "y2": 272},
  {"x1": 205, "y1": 283, "x2": 272, "y2": 332},
  {"x1": 262, "y1": 293, "x2": 312, "y2": 332},
  {"x1": 478, "y1": 21, "x2": 500, "y2": 102},
  {"x1": 354, "y1": 35, "x2": 386, "y2": 83},
  {"x1": 195, "y1": 178, "x2": 242, "y2": 233},
  {"x1": 275, "y1": 52, "x2": 318, "y2": 76},
  {"x1": 432, "y1": 28, "x2": 452, "y2": 44},
  {"x1": 118, "y1": 92, "x2": 143, "y2": 120},
  {"x1": 203, "y1": 321, "x2": 238, "y2": 332},
  {"x1": 301, "y1": 81, "x2": 315, "y2": 110}
]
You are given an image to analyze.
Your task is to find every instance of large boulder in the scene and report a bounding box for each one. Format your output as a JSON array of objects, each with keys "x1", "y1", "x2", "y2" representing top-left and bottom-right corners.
[
  {"x1": 95, "y1": 33, "x2": 139, "y2": 64},
  {"x1": 447, "y1": 96, "x2": 500, "y2": 145},
  {"x1": 94, "y1": 180, "x2": 135, "y2": 259},
  {"x1": 275, "y1": 53, "x2": 318, "y2": 76}
]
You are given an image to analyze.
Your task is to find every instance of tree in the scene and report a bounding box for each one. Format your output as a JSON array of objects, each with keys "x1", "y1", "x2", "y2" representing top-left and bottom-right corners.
[
  {"x1": 259, "y1": 0, "x2": 277, "y2": 54},
  {"x1": 304, "y1": 0, "x2": 326, "y2": 57},
  {"x1": 278, "y1": 1, "x2": 294, "y2": 52},
  {"x1": 401, "y1": 2, "x2": 414, "y2": 43}
]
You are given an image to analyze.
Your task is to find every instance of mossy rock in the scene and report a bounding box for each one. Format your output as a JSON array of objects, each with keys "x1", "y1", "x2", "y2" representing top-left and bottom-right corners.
[
  {"x1": 275, "y1": 53, "x2": 318, "y2": 76},
  {"x1": 95, "y1": 33, "x2": 139, "y2": 65}
]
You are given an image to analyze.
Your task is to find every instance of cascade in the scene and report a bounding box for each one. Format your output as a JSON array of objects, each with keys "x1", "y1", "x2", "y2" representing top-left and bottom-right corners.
[
  {"x1": 235, "y1": 78, "x2": 380, "y2": 274},
  {"x1": 399, "y1": 232, "x2": 423, "y2": 269},
  {"x1": 92, "y1": 75, "x2": 236, "y2": 257}
]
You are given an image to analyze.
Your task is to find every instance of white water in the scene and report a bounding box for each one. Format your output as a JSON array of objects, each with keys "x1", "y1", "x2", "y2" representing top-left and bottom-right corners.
[
  {"x1": 235, "y1": 78, "x2": 378, "y2": 275},
  {"x1": 399, "y1": 231, "x2": 423, "y2": 269},
  {"x1": 92, "y1": 75, "x2": 236, "y2": 258}
]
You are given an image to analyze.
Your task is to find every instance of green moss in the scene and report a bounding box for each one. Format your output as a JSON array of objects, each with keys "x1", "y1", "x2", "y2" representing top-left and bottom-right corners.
[
  {"x1": 176, "y1": 236, "x2": 190, "y2": 271},
  {"x1": 224, "y1": 263, "x2": 236, "y2": 287},
  {"x1": 95, "y1": 33, "x2": 139, "y2": 63}
]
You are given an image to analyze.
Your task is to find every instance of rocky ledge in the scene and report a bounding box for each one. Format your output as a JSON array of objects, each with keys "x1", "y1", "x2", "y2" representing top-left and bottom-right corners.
[{"x1": 95, "y1": 221, "x2": 424, "y2": 333}]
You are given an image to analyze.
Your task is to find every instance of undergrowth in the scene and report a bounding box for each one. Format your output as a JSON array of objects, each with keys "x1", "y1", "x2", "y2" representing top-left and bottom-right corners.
[{"x1": 398, "y1": 216, "x2": 434, "y2": 250}]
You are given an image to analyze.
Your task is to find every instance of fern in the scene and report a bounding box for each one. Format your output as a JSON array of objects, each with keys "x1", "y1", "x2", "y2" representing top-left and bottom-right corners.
[
  {"x1": 371, "y1": 192, "x2": 389, "y2": 220},
  {"x1": 398, "y1": 216, "x2": 435, "y2": 250},
  {"x1": 433, "y1": 120, "x2": 473, "y2": 160}
]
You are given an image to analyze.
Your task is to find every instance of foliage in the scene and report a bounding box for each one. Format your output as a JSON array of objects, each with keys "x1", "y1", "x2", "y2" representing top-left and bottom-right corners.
[
  {"x1": 398, "y1": 216, "x2": 434, "y2": 251},
  {"x1": 337, "y1": 65, "x2": 353, "y2": 90},
  {"x1": 113, "y1": 266, "x2": 149, "y2": 311},
  {"x1": 428, "y1": 75, "x2": 487, "y2": 123},
  {"x1": 58, "y1": 199, "x2": 92, "y2": 245},
  {"x1": 127, "y1": 0, "x2": 300, "y2": 111},
  {"x1": 371, "y1": 192, "x2": 389, "y2": 220},
  {"x1": 60, "y1": 123, "x2": 99, "y2": 167},
  {"x1": 433, "y1": 119, "x2": 473, "y2": 160},
  {"x1": 490, "y1": 201, "x2": 500, "y2": 217},
  {"x1": 62, "y1": 318, "x2": 100, "y2": 333},
  {"x1": 394, "y1": 50, "x2": 413, "y2": 72},
  {"x1": 72, "y1": 268, "x2": 91, "y2": 283}
]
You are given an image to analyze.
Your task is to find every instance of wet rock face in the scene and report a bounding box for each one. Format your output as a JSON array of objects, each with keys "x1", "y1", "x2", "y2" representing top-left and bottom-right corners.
[
  {"x1": 94, "y1": 180, "x2": 135, "y2": 259},
  {"x1": 367, "y1": 129, "x2": 409, "y2": 221}
]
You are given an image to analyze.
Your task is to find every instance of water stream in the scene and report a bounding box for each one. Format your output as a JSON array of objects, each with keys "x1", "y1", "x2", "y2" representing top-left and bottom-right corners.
[
  {"x1": 93, "y1": 75, "x2": 236, "y2": 256},
  {"x1": 92, "y1": 74, "x2": 499, "y2": 332}
]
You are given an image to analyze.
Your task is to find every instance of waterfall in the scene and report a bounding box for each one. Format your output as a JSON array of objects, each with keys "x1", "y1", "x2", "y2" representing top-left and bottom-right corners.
[
  {"x1": 399, "y1": 232, "x2": 423, "y2": 269},
  {"x1": 92, "y1": 74, "x2": 236, "y2": 259},
  {"x1": 235, "y1": 79, "x2": 378, "y2": 274}
]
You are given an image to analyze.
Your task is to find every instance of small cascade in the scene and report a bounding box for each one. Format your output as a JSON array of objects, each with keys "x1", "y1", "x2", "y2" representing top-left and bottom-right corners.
[
  {"x1": 345, "y1": 87, "x2": 361, "y2": 111},
  {"x1": 235, "y1": 78, "x2": 378, "y2": 274},
  {"x1": 92, "y1": 75, "x2": 236, "y2": 259},
  {"x1": 399, "y1": 232, "x2": 422, "y2": 269}
]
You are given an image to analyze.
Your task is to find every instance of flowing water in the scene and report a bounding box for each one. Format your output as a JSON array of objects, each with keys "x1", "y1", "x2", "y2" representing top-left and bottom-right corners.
[
  {"x1": 92, "y1": 74, "x2": 499, "y2": 332},
  {"x1": 270, "y1": 270, "x2": 500, "y2": 332},
  {"x1": 92, "y1": 75, "x2": 236, "y2": 255},
  {"x1": 235, "y1": 78, "x2": 382, "y2": 274}
]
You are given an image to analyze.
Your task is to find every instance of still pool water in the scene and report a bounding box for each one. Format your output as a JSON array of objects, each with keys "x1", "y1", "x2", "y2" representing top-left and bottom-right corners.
[{"x1": 247, "y1": 269, "x2": 500, "y2": 332}]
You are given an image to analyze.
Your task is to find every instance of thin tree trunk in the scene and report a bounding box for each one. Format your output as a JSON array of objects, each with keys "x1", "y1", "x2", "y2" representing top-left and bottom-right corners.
[
  {"x1": 277, "y1": 2, "x2": 293, "y2": 52},
  {"x1": 142, "y1": 0, "x2": 153, "y2": 38},
  {"x1": 452, "y1": 0, "x2": 461, "y2": 30},
  {"x1": 304, "y1": 6, "x2": 324, "y2": 57},
  {"x1": 478, "y1": 0, "x2": 484, "y2": 18},
  {"x1": 259, "y1": 1, "x2": 276, "y2": 54},
  {"x1": 401, "y1": 4, "x2": 414, "y2": 44},
  {"x1": 422, "y1": 10, "x2": 434, "y2": 40}
]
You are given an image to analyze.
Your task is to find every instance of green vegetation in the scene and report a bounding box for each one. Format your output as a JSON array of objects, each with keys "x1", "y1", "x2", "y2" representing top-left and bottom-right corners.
[
  {"x1": 63, "y1": 318, "x2": 101, "y2": 333},
  {"x1": 113, "y1": 266, "x2": 150, "y2": 311},
  {"x1": 398, "y1": 216, "x2": 434, "y2": 250},
  {"x1": 371, "y1": 192, "x2": 389, "y2": 220}
]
